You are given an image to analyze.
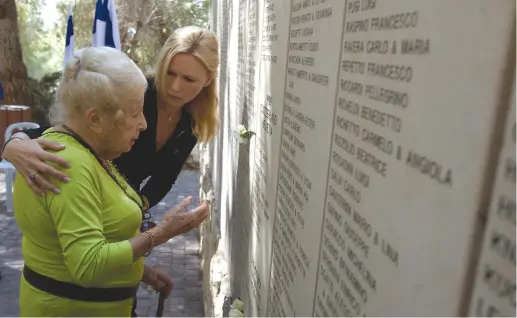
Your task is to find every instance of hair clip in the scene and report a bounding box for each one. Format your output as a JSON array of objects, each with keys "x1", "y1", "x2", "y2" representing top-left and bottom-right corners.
[{"x1": 67, "y1": 57, "x2": 81, "y2": 81}]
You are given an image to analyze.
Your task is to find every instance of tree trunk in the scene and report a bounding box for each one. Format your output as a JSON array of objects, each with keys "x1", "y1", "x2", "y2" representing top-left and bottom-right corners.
[
  {"x1": 0, "y1": 0, "x2": 32, "y2": 106},
  {"x1": 126, "y1": 0, "x2": 150, "y2": 63}
]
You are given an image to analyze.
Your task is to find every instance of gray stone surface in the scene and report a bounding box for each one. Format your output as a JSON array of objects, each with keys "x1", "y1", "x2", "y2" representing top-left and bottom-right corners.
[{"x1": 0, "y1": 170, "x2": 204, "y2": 317}]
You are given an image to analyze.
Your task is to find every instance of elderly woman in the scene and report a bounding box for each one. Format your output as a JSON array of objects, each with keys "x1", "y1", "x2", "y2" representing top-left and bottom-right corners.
[
  {"x1": 13, "y1": 46, "x2": 208, "y2": 317},
  {"x1": 5, "y1": 26, "x2": 219, "y2": 316}
]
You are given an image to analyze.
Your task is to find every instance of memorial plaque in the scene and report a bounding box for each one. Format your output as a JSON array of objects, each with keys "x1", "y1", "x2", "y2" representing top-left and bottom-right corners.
[
  {"x1": 468, "y1": 86, "x2": 516, "y2": 317},
  {"x1": 240, "y1": 0, "x2": 264, "y2": 314},
  {"x1": 313, "y1": 1, "x2": 516, "y2": 316},
  {"x1": 209, "y1": 0, "x2": 516, "y2": 316},
  {"x1": 244, "y1": 0, "x2": 261, "y2": 128},
  {"x1": 266, "y1": 1, "x2": 346, "y2": 316},
  {"x1": 248, "y1": 0, "x2": 292, "y2": 315},
  {"x1": 209, "y1": 0, "x2": 228, "y2": 207},
  {"x1": 215, "y1": 0, "x2": 231, "y2": 243},
  {"x1": 229, "y1": 0, "x2": 253, "y2": 300}
]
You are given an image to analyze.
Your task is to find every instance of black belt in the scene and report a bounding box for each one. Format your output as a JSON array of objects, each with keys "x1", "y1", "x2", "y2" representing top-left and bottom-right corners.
[
  {"x1": 23, "y1": 265, "x2": 138, "y2": 302},
  {"x1": 24, "y1": 265, "x2": 166, "y2": 316}
]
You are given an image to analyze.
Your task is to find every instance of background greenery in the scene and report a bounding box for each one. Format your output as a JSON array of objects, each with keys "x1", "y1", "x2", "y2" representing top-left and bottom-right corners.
[{"x1": 15, "y1": 0, "x2": 209, "y2": 125}]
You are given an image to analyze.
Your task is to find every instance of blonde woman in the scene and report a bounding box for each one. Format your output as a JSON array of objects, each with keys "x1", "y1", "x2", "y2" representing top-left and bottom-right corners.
[{"x1": 13, "y1": 46, "x2": 209, "y2": 316}]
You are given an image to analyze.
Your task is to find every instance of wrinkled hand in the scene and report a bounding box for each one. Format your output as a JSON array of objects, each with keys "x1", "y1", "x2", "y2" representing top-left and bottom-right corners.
[
  {"x1": 163, "y1": 196, "x2": 194, "y2": 222},
  {"x1": 154, "y1": 197, "x2": 209, "y2": 242},
  {"x1": 142, "y1": 265, "x2": 174, "y2": 298},
  {"x1": 183, "y1": 200, "x2": 209, "y2": 229},
  {"x1": 164, "y1": 198, "x2": 209, "y2": 229},
  {"x1": 3, "y1": 137, "x2": 70, "y2": 195}
]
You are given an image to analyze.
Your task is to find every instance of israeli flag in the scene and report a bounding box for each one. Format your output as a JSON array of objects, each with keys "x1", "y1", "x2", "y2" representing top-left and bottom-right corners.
[
  {"x1": 63, "y1": 4, "x2": 75, "y2": 68},
  {"x1": 91, "y1": 0, "x2": 121, "y2": 49}
]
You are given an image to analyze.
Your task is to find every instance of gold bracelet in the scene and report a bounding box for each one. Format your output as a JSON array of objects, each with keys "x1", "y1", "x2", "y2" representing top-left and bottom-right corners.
[{"x1": 142, "y1": 230, "x2": 155, "y2": 256}]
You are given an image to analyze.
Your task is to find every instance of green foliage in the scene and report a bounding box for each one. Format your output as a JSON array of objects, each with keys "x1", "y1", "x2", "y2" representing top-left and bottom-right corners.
[
  {"x1": 18, "y1": 0, "x2": 210, "y2": 77},
  {"x1": 129, "y1": 0, "x2": 210, "y2": 68},
  {"x1": 16, "y1": 0, "x2": 209, "y2": 120},
  {"x1": 55, "y1": 0, "x2": 209, "y2": 69},
  {"x1": 17, "y1": 0, "x2": 63, "y2": 79},
  {"x1": 29, "y1": 72, "x2": 62, "y2": 125},
  {"x1": 56, "y1": 0, "x2": 94, "y2": 49}
]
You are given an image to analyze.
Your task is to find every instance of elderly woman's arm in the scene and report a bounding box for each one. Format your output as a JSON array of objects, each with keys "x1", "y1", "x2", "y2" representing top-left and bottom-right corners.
[
  {"x1": 46, "y1": 164, "x2": 142, "y2": 286},
  {"x1": 46, "y1": 161, "x2": 208, "y2": 286}
]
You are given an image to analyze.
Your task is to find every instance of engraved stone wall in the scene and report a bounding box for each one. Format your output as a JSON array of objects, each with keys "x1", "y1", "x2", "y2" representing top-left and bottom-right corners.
[{"x1": 199, "y1": 1, "x2": 516, "y2": 316}]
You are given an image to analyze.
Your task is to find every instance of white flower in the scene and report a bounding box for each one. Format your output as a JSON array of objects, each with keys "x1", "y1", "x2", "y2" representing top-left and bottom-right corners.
[
  {"x1": 233, "y1": 124, "x2": 246, "y2": 138},
  {"x1": 233, "y1": 124, "x2": 255, "y2": 144}
]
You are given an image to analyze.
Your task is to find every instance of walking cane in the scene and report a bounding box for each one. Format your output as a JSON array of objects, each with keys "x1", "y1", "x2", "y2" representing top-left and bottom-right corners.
[{"x1": 155, "y1": 291, "x2": 166, "y2": 317}]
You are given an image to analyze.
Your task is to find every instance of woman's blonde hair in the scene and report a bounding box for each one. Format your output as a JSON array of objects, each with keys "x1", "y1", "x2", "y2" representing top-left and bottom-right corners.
[
  {"x1": 50, "y1": 46, "x2": 147, "y2": 125},
  {"x1": 154, "y1": 26, "x2": 219, "y2": 142}
]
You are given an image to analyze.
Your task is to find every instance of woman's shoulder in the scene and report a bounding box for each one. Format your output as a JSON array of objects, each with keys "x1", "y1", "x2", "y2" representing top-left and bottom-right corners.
[
  {"x1": 39, "y1": 128, "x2": 99, "y2": 172},
  {"x1": 182, "y1": 108, "x2": 197, "y2": 132}
]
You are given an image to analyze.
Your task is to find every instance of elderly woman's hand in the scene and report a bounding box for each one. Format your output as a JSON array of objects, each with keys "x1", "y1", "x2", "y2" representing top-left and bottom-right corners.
[
  {"x1": 2, "y1": 133, "x2": 70, "y2": 195},
  {"x1": 153, "y1": 197, "x2": 209, "y2": 244},
  {"x1": 142, "y1": 265, "x2": 174, "y2": 298},
  {"x1": 164, "y1": 199, "x2": 209, "y2": 233},
  {"x1": 131, "y1": 197, "x2": 208, "y2": 260},
  {"x1": 162, "y1": 196, "x2": 194, "y2": 222}
]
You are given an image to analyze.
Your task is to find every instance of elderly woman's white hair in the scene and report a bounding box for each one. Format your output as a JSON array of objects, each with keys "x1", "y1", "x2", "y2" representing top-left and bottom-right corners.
[{"x1": 49, "y1": 46, "x2": 147, "y2": 125}]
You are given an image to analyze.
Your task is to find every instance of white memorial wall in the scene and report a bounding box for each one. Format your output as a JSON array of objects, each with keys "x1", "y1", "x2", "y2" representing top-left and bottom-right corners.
[
  {"x1": 207, "y1": 0, "x2": 516, "y2": 316},
  {"x1": 468, "y1": 83, "x2": 516, "y2": 317}
]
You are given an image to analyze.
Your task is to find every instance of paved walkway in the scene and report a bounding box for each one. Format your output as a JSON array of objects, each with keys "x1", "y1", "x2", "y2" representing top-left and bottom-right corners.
[{"x1": 0, "y1": 169, "x2": 204, "y2": 317}]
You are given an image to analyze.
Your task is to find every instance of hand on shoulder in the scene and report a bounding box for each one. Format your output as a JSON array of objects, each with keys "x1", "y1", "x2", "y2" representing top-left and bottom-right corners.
[{"x1": 3, "y1": 133, "x2": 70, "y2": 196}]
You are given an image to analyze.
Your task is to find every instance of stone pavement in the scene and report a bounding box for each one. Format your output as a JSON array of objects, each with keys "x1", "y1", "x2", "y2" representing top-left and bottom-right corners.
[{"x1": 0, "y1": 169, "x2": 204, "y2": 317}]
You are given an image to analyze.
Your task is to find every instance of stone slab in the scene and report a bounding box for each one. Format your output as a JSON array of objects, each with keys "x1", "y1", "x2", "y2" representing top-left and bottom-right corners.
[{"x1": 208, "y1": 0, "x2": 516, "y2": 316}]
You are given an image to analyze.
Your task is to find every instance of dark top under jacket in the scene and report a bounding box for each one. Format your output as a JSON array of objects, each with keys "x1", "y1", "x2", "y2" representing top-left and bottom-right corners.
[{"x1": 24, "y1": 78, "x2": 198, "y2": 210}]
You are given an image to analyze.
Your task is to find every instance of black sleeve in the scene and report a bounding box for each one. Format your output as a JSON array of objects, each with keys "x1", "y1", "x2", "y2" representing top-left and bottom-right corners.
[
  {"x1": 140, "y1": 133, "x2": 197, "y2": 209},
  {"x1": 140, "y1": 165, "x2": 182, "y2": 209},
  {"x1": 22, "y1": 126, "x2": 49, "y2": 139}
]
